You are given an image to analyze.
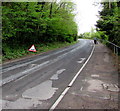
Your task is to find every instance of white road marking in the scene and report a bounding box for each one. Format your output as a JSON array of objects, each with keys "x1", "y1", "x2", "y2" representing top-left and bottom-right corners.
[
  {"x1": 2, "y1": 80, "x2": 59, "y2": 109},
  {"x1": 29, "y1": 64, "x2": 37, "y2": 68},
  {"x1": 91, "y1": 75, "x2": 100, "y2": 78},
  {"x1": 14, "y1": 74, "x2": 29, "y2": 82},
  {"x1": 2, "y1": 41, "x2": 84, "y2": 73},
  {"x1": 77, "y1": 58, "x2": 86, "y2": 63},
  {"x1": 1, "y1": 49, "x2": 69, "y2": 73},
  {"x1": 2, "y1": 40, "x2": 88, "y2": 86},
  {"x1": 56, "y1": 69, "x2": 66, "y2": 74},
  {"x1": 1, "y1": 40, "x2": 94, "y2": 109},
  {"x1": 49, "y1": 44, "x2": 95, "y2": 111},
  {"x1": 1, "y1": 61, "x2": 50, "y2": 86},
  {"x1": 50, "y1": 69, "x2": 66, "y2": 80},
  {"x1": 50, "y1": 87, "x2": 70, "y2": 111},
  {"x1": 80, "y1": 86, "x2": 83, "y2": 91},
  {"x1": 2, "y1": 42, "x2": 86, "y2": 86}
]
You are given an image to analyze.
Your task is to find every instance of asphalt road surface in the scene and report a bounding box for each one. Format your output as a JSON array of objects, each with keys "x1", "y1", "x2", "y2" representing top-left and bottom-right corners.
[{"x1": 1, "y1": 39, "x2": 94, "y2": 109}]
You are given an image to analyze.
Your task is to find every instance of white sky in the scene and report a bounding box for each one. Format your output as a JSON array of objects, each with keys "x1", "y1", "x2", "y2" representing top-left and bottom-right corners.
[{"x1": 72, "y1": 0, "x2": 102, "y2": 35}]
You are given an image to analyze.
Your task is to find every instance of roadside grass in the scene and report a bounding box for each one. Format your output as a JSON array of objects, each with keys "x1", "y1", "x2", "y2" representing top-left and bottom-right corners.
[{"x1": 2, "y1": 41, "x2": 77, "y2": 63}]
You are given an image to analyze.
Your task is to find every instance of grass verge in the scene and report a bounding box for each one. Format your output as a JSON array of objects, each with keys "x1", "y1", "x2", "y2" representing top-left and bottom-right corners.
[{"x1": 2, "y1": 41, "x2": 77, "y2": 63}]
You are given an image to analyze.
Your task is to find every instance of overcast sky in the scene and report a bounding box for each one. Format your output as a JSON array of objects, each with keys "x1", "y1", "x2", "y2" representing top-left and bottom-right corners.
[{"x1": 72, "y1": 0, "x2": 102, "y2": 35}]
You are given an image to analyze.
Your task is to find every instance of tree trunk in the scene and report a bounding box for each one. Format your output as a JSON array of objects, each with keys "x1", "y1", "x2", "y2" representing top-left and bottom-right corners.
[
  {"x1": 54, "y1": 2, "x2": 63, "y2": 13},
  {"x1": 37, "y1": 2, "x2": 46, "y2": 17},
  {"x1": 117, "y1": 1, "x2": 120, "y2": 7},
  {"x1": 49, "y1": 3, "x2": 53, "y2": 18}
]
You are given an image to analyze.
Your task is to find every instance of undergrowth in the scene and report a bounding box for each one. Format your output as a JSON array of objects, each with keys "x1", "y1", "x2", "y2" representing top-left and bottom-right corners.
[{"x1": 2, "y1": 41, "x2": 77, "y2": 63}]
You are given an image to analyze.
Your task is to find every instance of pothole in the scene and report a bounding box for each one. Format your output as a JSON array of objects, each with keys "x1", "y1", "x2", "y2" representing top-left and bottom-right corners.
[
  {"x1": 50, "y1": 69, "x2": 66, "y2": 80},
  {"x1": 102, "y1": 83, "x2": 119, "y2": 92},
  {"x1": 28, "y1": 64, "x2": 37, "y2": 68}
]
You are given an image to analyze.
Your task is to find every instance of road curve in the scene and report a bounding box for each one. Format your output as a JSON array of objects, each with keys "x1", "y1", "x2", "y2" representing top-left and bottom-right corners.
[{"x1": 1, "y1": 39, "x2": 94, "y2": 109}]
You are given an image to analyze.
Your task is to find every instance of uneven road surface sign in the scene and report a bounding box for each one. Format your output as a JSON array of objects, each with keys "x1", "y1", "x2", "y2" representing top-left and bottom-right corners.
[{"x1": 28, "y1": 45, "x2": 36, "y2": 52}]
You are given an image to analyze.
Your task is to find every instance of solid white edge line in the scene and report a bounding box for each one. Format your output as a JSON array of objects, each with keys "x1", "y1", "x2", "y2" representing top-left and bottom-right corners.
[
  {"x1": 49, "y1": 87, "x2": 70, "y2": 111},
  {"x1": 49, "y1": 44, "x2": 95, "y2": 111}
]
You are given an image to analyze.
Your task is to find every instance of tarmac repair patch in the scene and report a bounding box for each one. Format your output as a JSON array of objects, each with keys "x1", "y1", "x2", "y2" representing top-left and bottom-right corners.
[{"x1": 102, "y1": 83, "x2": 119, "y2": 92}]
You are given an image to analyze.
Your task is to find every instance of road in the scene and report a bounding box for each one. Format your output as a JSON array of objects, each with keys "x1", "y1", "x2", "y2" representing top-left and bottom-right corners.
[{"x1": 1, "y1": 39, "x2": 94, "y2": 109}]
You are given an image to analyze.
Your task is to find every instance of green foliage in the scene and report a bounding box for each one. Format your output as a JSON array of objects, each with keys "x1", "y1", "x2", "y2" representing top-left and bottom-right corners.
[
  {"x1": 2, "y1": 41, "x2": 77, "y2": 62},
  {"x1": 2, "y1": 2, "x2": 78, "y2": 60},
  {"x1": 91, "y1": 31, "x2": 108, "y2": 40},
  {"x1": 83, "y1": 32, "x2": 91, "y2": 38},
  {"x1": 96, "y1": 2, "x2": 120, "y2": 46},
  {"x1": 79, "y1": 32, "x2": 91, "y2": 39},
  {"x1": 2, "y1": 2, "x2": 77, "y2": 43},
  {"x1": 78, "y1": 34, "x2": 84, "y2": 38}
]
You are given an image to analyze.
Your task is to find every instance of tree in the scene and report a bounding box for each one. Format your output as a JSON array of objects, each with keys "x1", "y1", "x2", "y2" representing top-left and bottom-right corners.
[
  {"x1": 96, "y1": 2, "x2": 120, "y2": 46},
  {"x1": 2, "y1": 2, "x2": 77, "y2": 44}
]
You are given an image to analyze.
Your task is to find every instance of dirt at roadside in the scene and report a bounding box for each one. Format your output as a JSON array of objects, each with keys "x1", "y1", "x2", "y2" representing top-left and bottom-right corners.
[{"x1": 56, "y1": 43, "x2": 120, "y2": 109}]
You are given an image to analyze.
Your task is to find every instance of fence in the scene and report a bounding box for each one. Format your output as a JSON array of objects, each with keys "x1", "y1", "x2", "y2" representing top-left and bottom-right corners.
[
  {"x1": 97, "y1": 38, "x2": 120, "y2": 74},
  {"x1": 98, "y1": 38, "x2": 120, "y2": 56}
]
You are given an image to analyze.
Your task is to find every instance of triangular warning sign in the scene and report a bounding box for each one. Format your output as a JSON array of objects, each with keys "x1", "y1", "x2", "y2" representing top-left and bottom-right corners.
[{"x1": 28, "y1": 45, "x2": 36, "y2": 52}]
